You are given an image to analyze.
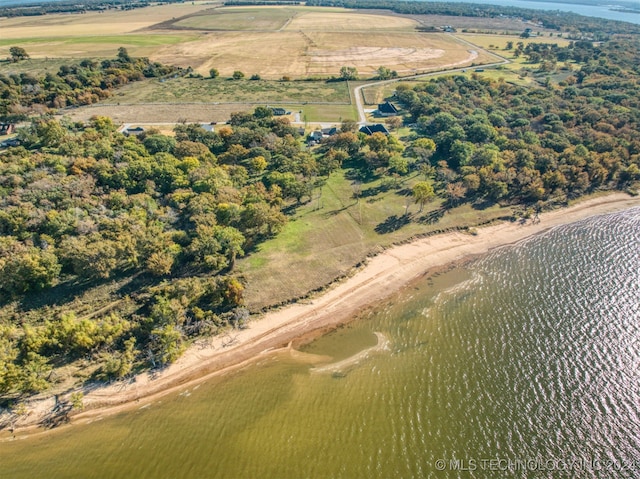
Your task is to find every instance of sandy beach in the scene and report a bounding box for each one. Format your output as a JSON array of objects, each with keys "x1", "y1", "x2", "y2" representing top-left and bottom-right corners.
[{"x1": 5, "y1": 192, "x2": 640, "y2": 436}]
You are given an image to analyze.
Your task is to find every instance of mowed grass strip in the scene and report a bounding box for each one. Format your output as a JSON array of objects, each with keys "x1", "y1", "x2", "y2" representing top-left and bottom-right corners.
[
  {"x1": 283, "y1": 10, "x2": 418, "y2": 31},
  {"x1": 239, "y1": 170, "x2": 511, "y2": 310},
  {"x1": 173, "y1": 7, "x2": 297, "y2": 31}
]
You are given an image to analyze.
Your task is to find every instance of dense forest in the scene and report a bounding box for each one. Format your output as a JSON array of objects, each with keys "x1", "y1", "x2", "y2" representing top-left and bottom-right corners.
[
  {"x1": 1, "y1": 33, "x2": 640, "y2": 402},
  {"x1": 0, "y1": 104, "x2": 320, "y2": 397},
  {"x1": 388, "y1": 39, "x2": 640, "y2": 204},
  {"x1": 0, "y1": 49, "x2": 180, "y2": 122}
]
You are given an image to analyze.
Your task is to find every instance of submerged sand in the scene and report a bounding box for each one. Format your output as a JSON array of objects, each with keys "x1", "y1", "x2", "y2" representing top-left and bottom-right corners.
[{"x1": 4, "y1": 192, "x2": 640, "y2": 437}]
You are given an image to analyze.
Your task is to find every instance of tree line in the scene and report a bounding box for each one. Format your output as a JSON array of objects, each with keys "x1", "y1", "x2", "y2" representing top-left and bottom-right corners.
[{"x1": 0, "y1": 48, "x2": 180, "y2": 122}]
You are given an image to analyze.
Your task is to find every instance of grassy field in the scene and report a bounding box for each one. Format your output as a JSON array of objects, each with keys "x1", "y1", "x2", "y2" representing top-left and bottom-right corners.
[
  {"x1": 238, "y1": 169, "x2": 512, "y2": 310},
  {"x1": 459, "y1": 33, "x2": 571, "y2": 52},
  {"x1": 0, "y1": 3, "x2": 211, "y2": 39},
  {"x1": 1, "y1": 5, "x2": 494, "y2": 80},
  {"x1": 102, "y1": 77, "x2": 351, "y2": 104},
  {"x1": 173, "y1": 6, "x2": 297, "y2": 31},
  {"x1": 153, "y1": 30, "x2": 489, "y2": 79},
  {"x1": 63, "y1": 101, "x2": 356, "y2": 124},
  {"x1": 0, "y1": 34, "x2": 199, "y2": 60},
  {"x1": 63, "y1": 76, "x2": 356, "y2": 123},
  {"x1": 171, "y1": 6, "x2": 418, "y2": 32}
]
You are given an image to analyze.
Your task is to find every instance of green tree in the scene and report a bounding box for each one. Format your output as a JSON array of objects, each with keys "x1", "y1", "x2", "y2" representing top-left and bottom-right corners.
[
  {"x1": 143, "y1": 134, "x2": 176, "y2": 155},
  {"x1": 150, "y1": 324, "x2": 184, "y2": 366},
  {"x1": 70, "y1": 392, "x2": 84, "y2": 410},
  {"x1": 232, "y1": 70, "x2": 245, "y2": 80},
  {"x1": 339, "y1": 66, "x2": 358, "y2": 81},
  {"x1": 0, "y1": 248, "x2": 61, "y2": 296},
  {"x1": 209, "y1": 68, "x2": 219, "y2": 79},
  {"x1": 376, "y1": 66, "x2": 398, "y2": 80},
  {"x1": 117, "y1": 46, "x2": 132, "y2": 63},
  {"x1": 412, "y1": 181, "x2": 435, "y2": 212},
  {"x1": 9, "y1": 46, "x2": 29, "y2": 62}
]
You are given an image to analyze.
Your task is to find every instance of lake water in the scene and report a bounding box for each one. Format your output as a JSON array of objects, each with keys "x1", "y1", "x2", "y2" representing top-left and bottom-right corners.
[
  {"x1": 1, "y1": 207, "x2": 638, "y2": 478},
  {"x1": 443, "y1": 0, "x2": 640, "y2": 24}
]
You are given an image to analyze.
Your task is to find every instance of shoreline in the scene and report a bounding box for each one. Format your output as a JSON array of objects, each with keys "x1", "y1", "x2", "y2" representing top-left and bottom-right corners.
[{"x1": 3, "y1": 192, "x2": 640, "y2": 439}]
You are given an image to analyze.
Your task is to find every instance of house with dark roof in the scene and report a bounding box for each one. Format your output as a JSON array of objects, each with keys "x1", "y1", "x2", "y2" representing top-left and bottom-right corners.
[
  {"x1": 308, "y1": 127, "x2": 339, "y2": 144},
  {"x1": 377, "y1": 101, "x2": 399, "y2": 117},
  {"x1": 309, "y1": 130, "x2": 324, "y2": 142},
  {"x1": 0, "y1": 123, "x2": 15, "y2": 136},
  {"x1": 271, "y1": 107, "x2": 287, "y2": 116},
  {"x1": 0, "y1": 138, "x2": 20, "y2": 148},
  {"x1": 122, "y1": 126, "x2": 145, "y2": 137},
  {"x1": 321, "y1": 127, "x2": 338, "y2": 137},
  {"x1": 359, "y1": 124, "x2": 390, "y2": 136}
]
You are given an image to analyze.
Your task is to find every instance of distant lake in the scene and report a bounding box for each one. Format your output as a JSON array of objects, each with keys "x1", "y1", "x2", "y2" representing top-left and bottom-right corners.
[{"x1": 441, "y1": 0, "x2": 640, "y2": 24}]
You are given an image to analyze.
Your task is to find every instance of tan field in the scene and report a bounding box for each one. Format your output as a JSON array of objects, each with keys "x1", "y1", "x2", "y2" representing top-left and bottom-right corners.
[
  {"x1": 0, "y1": 3, "x2": 212, "y2": 38},
  {"x1": 153, "y1": 30, "x2": 486, "y2": 79},
  {"x1": 282, "y1": 11, "x2": 418, "y2": 31},
  {"x1": 1, "y1": 5, "x2": 493, "y2": 80}
]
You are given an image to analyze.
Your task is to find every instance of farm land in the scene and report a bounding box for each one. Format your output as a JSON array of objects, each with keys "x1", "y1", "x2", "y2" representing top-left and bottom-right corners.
[{"x1": 0, "y1": 4, "x2": 516, "y2": 123}]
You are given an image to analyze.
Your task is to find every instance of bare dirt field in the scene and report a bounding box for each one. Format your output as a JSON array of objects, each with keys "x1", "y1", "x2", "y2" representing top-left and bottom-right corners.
[
  {"x1": 153, "y1": 30, "x2": 485, "y2": 79},
  {"x1": 150, "y1": 8, "x2": 483, "y2": 78}
]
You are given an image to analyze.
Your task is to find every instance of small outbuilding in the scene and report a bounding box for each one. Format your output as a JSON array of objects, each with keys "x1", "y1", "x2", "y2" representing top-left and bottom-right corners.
[{"x1": 122, "y1": 126, "x2": 145, "y2": 137}]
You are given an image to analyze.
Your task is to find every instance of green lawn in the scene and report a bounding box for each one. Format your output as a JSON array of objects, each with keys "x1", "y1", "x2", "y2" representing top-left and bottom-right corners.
[{"x1": 239, "y1": 169, "x2": 512, "y2": 310}]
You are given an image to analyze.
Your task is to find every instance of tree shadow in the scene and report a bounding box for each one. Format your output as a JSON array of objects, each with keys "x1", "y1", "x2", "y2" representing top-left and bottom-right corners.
[
  {"x1": 375, "y1": 214, "x2": 411, "y2": 234},
  {"x1": 361, "y1": 182, "x2": 392, "y2": 198},
  {"x1": 395, "y1": 187, "x2": 412, "y2": 197},
  {"x1": 39, "y1": 400, "x2": 73, "y2": 429},
  {"x1": 417, "y1": 207, "x2": 445, "y2": 224},
  {"x1": 324, "y1": 204, "x2": 351, "y2": 217},
  {"x1": 471, "y1": 198, "x2": 496, "y2": 210}
]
